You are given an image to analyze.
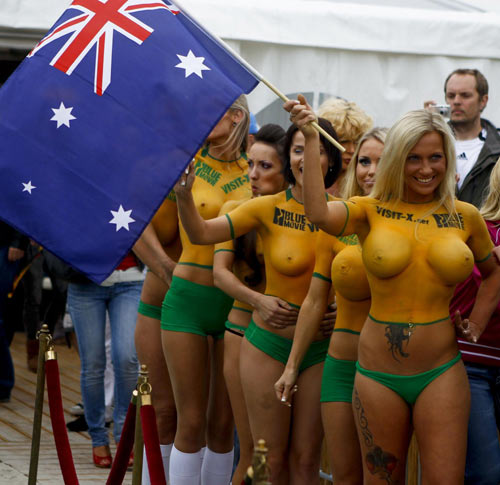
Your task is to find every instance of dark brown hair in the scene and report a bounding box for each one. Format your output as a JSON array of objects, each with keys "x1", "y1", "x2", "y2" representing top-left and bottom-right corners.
[
  {"x1": 234, "y1": 123, "x2": 286, "y2": 287},
  {"x1": 283, "y1": 117, "x2": 342, "y2": 189}
]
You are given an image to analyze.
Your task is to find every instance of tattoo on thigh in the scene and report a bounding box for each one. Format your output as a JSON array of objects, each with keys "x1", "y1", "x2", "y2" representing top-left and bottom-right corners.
[
  {"x1": 353, "y1": 388, "x2": 399, "y2": 484},
  {"x1": 385, "y1": 324, "x2": 413, "y2": 362}
]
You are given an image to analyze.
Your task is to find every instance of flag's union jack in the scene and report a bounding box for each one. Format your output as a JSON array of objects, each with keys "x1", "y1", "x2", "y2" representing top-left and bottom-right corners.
[{"x1": 28, "y1": 0, "x2": 179, "y2": 95}]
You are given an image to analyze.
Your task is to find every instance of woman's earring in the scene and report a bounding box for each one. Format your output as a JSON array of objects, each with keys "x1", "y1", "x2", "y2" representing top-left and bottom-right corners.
[{"x1": 232, "y1": 122, "x2": 237, "y2": 127}]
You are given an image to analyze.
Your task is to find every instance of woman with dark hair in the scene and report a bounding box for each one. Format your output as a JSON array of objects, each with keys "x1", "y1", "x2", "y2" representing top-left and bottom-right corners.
[
  {"x1": 275, "y1": 127, "x2": 387, "y2": 484},
  {"x1": 213, "y1": 123, "x2": 292, "y2": 484},
  {"x1": 174, "y1": 117, "x2": 342, "y2": 484}
]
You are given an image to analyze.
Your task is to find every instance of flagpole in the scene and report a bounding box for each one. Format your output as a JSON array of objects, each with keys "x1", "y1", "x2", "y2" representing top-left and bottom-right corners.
[{"x1": 173, "y1": 0, "x2": 345, "y2": 153}]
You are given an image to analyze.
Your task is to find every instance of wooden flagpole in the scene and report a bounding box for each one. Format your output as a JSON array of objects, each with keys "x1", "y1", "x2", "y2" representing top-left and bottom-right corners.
[{"x1": 173, "y1": 0, "x2": 345, "y2": 153}]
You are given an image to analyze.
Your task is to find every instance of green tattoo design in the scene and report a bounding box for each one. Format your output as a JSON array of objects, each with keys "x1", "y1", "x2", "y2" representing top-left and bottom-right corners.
[{"x1": 353, "y1": 389, "x2": 399, "y2": 484}]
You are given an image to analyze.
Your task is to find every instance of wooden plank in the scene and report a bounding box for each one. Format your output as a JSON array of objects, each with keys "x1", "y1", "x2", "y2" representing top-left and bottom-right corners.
[{"x1": 1, "y1": 333, "x2": 132, "y2": 484}]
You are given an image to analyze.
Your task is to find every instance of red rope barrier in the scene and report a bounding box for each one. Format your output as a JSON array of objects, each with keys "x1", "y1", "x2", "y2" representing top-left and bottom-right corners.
[
  {"x1": 45, "y1": 359, "x2": 79, "y2": 485},
  {"x1": 106, "y1": 399, "x2": 136, "y2": 485},
  {"x1": 141, "y1": 404, "x2": 166, "y2": 485}
]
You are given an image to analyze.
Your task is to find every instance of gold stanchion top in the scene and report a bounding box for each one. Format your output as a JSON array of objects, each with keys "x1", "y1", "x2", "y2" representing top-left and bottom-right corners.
[
  {"x1": 251, "y1": 439, "x2": 271, "y2": 484},
  {"x1": 37, "y1": 324, "x2": 51, "y2": 340},
  {"x1": 37, "y1": 324, "x2": 54, "y2": 360},
  {"x1": 256, "y1": 439, "x2": 268, "y2": 453},
  {"x1": 139, "y1": 380, "x2": 152, "y2": 406},
  {"x1": 137, "y1": 365, "x2": 152, "y2": 405},
  {"x1": 136, "y1": 365, "x2": 149, "y2": 386}
]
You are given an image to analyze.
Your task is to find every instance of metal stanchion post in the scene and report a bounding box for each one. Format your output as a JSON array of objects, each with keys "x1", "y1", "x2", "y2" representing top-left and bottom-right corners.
[
  {"x1": 131, "y1": 365, "x2": 148, "y2": 485},
  {"x1": 28, "y1": 324, "x2": 51, "y2": 485},
  {"x1": 252, "y1": 439, "x2": 271, "y2": 485}
]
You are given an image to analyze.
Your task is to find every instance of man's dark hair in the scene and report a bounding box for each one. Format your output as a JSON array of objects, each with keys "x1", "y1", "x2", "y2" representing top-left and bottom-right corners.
[{"x1": 444, "y1": 69, "x2": 488, "y2": 98}]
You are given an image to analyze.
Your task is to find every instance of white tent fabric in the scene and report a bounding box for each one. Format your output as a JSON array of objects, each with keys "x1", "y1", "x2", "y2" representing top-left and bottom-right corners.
[{"x1": 1, "y1": 0, "x2": 500, "y2": 126}]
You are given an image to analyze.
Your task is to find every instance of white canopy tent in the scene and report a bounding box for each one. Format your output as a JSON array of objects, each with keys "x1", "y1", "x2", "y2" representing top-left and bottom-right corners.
[{"x1": 1, "y1": 0, "x2": 500, "y2": 127}]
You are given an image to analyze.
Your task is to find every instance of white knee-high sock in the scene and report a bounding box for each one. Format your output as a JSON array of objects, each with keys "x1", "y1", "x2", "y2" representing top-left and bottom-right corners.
[
  {"x1": 201, "y1": 448, "x2": 234, "y2": 485},
  {"x1": 161, "y1": 443, "x2": 173, "y2": 484},
  {"x1": 169, "y1": 445, "x2": 202, "y2": 485},
  {"x1": 142, "y1": 444, "x2": 174, "y2": 485}
]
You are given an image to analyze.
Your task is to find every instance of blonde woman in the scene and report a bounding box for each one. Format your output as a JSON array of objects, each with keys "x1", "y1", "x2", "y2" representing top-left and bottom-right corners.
[
  {"x1": 286, "y1": 97, "x2": 500, "y2": 483},
  {"x1": 161, "y1": 95, "x2": 251, "y2": 485},
  {"x1": 275, "y1": 127, "x2": 386, "y2": 485},
  {"x1": 317, "y1": 97, "x2": 372, "y2": 196},
  {"x1": 134, "y1": 193, "x2": 181, "y2": 484}
]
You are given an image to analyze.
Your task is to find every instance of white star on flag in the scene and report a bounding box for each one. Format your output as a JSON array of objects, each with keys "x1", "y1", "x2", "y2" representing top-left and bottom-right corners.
[
  {"x1": 22, "y1": 181, "x2": 36, "y2": 194},
  {"x1": 175, "y1": 50, "x2": 211, "y2": 79},
  {"x1": 109, "y1": 205, "x2": 135, "y2": 232},
  {"x1": 50, "y1": 102, "x2": 76, "y2": 128}
]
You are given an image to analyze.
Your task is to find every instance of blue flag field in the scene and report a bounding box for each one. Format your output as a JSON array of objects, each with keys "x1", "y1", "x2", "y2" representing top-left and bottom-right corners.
[{"x1": 0, "y1": 0, "x2": 258, "y2": 282}]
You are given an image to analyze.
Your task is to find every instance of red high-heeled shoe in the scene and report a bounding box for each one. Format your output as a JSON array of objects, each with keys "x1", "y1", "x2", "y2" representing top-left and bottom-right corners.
[{"x1": 93, "y1": 448, "x2": 112, "y2": 468}]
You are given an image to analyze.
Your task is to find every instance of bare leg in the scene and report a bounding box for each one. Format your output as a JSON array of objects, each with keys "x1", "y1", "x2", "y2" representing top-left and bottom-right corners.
[
  {"x1": 240, "y1": 337, "x2": 291, "y2": 485},
  {"x1": 413, "y1": 359, "x2": 470, "y2": 485},
  {"x1": 223, "y1": 331, "x2": 253, "y2": 485},
  {"x1": 206, "y1": 336, "x2": 234, "y2": 452},
  {"x1": 321, "y1": 401, "x2": 362, "y2": 484},
  {"x1": 162, "y1": 330, "x2": 210, "y2": 452},
  {"x1": 135, "y1": 272, "x2": 176, "y2": 444},
  {"x1": 352, "y1": 372, "x2": 412, "y2": 485},
  {"x1": 289, "y1": 362, "x2": 324, "y2": 485}
]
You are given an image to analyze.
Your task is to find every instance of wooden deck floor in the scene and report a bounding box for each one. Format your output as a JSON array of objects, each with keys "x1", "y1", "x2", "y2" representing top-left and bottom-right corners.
[{"x1": 0, "y1": 332, "x2": 132, "y2": 485}]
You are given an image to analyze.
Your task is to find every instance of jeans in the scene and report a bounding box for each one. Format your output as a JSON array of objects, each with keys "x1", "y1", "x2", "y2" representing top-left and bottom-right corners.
[
  {"x1": 0, "y1": 246, "x2": 19, "y2": 399},
  {"x1": 68, "y1": 280, "x2": 142, "y2": 447},
  {"x1": 464, "y1": 362, "x2": 500, "y2": 485}
]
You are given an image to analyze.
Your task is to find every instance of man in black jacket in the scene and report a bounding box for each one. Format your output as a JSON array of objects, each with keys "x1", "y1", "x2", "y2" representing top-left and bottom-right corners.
[
  {"x1": 0, "y1": 221, "x2": 28, "y2": 401},
  {"x1": 446, "y1": 69, "x2": 500, "y2": 207},
  {"x1": 427, "y1": 69, "x2": 500, "y2": 485},
  {"x1": 426, "y1": 69, "x2": 500, "y2": 208}
]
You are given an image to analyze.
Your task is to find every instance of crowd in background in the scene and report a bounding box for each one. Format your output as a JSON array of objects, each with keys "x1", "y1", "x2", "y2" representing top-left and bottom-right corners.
[{"x1": 1, "y1": 67, "x2": 500, "y2": 485}]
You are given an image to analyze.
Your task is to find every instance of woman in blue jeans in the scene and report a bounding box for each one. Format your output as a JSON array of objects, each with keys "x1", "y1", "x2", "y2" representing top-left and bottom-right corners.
[{"x1": 68, "y1": 253, "x2": 143, "y2": 467}]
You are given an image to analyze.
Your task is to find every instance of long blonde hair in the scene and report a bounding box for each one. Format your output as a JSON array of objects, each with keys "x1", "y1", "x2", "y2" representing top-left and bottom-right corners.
[
  {"x1": 341, "y1": 127, "x2": 388, "y2": 198},
  {"x1": 480, "y1": 158, "x2": 500, "y2": 220},
  {"x1": 212, "y1": 94, "x2": 250, "y2": 159},
  {"x1": 371, "y1": 110, "x2": 457, "y2": 215}
]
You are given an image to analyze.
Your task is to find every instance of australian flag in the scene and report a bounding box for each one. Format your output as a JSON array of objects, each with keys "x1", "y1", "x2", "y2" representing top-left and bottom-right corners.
[{"x1": 0, "y1": 0, "x2": 259, "y2": 282}]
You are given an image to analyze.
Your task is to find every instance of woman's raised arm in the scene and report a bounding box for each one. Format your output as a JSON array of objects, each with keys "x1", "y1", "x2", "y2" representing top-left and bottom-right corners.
[{"x1": 174, "y1": 162, "x2": 232, "y2": 245}]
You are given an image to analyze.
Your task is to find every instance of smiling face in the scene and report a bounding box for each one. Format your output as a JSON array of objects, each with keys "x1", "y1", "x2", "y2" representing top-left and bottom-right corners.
[
  {"x1": 289, "y1": 130, "x2": 329, "y2": 187},
  {"x1": 403, "y1": 131, "x2": 446, "y2": 203},
  {"x1": 356, "y1": 137, "x2": 384, "y2": 195},
  {"x1": 445, "y1": 74, "x2": 487, "y2": 126},
  {"x1": 247, "y1": 142, "x2": 286, "y2": 196}
]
